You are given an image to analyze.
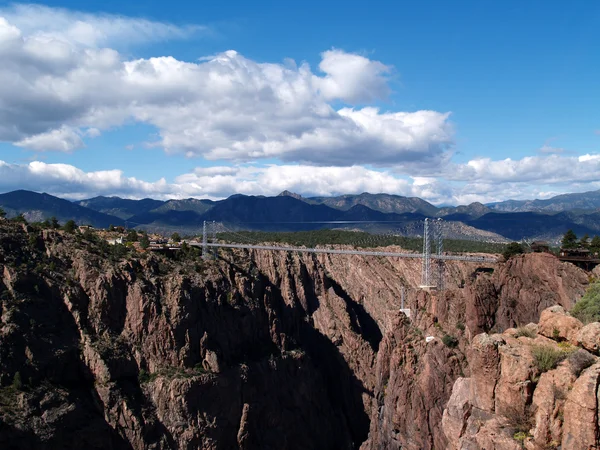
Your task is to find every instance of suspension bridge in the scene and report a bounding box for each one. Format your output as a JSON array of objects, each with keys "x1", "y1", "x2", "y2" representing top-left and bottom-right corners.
[{"x1": 190, "y1": 219, "x2": 498, "y2": 290}]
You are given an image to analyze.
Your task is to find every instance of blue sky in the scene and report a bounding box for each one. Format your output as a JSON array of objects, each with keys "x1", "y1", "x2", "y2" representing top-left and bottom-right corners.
[{"x1": 0, "y1": 0, "x2": 599, "y2": 203}]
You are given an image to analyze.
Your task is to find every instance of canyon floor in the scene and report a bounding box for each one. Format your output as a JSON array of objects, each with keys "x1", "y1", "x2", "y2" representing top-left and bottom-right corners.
[{"x1": 0, "y1": 220, "x2": 598, "y2": 449}]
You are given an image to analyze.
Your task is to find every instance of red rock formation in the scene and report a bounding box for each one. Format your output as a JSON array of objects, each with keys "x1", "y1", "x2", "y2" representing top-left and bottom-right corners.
[
  {"x1": 0, "y1": 222, "x2": 595, "y2": 449},
  {"x1": 464, "y1": 253, "x2": 588, "y2": 336},
  {"x1": 442, "y1": 306, "x2": 600, "y2": 449}
]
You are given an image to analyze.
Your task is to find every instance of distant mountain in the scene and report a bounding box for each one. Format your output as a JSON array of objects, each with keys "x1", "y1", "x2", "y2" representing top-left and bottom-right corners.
[
  {"x1": 0, "y1": 191, "x2": 124, "y2": 228},
  {"x1": 3, "y1": 189, "x2": 599, "y2": 242},
  {"x1": 151, "y1": 198, "x2": 215, "y2": 215},
  {"x1": 437, "y1": 202, "x2": 491, "y2": 219},
  {"x1": 278, "y1": 190, "x2": 304, "y2": 201},
  {"x1": 466, "y1": 211, "x2": 599, "y2": 241},
  {"x1": 488, "y1": 189, "x2": 600, "y2": 213},
  {"x1": 76, "y1": 196, "x2": 165, "y2": 220},
  {"x1": 307, "y1": 193, "x2": 439, "y2": 216},
  {"x1": 200, "y1": 195, "x2": 341, "y2": 230}
]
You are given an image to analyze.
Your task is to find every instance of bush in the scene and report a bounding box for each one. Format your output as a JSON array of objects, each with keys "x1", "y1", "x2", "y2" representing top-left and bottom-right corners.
[
  {"x1": 505, "y1": 404, "x2": 534, "y2": 434},
  {"x1": 63, "y1": 220, "x2": 77, "y2": 233},
  {"x1": 531, "y1": 345, "x2": 567, "y2": 372},
  {"x1": 126, "y1": 230, "x2": 138, "y2": 242},
  {"x1": 12, "y1": 372, "x2": 23, "y2": 390},
  {"x1": 139, "y1": 234, "x2": 150, "y2": 249},
  {"x1": 568, "y1": 349, "x2": 596, "y2": 376},
  {"x1": 442, "y1": 334, "x2": 459, "y2": 348},
  {"x1": 503, "y1": 242, "x2": 524, "y2": 260},
  {"x1": 515, "y1": 326, "x2": 536, "y2": 338},
  {"x1": 571, "y1": 282, "x2": 600, "y2": 324},
  {"x1": 138, "y1": 369, "x2": 155, "y2": 383},
  {"x1": 11, "y1": 214, "x2": 28, "y2": 225}
]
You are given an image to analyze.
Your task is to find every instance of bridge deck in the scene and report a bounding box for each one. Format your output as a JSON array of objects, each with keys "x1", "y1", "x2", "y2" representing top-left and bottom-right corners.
[{"x1": 192, "y1": 242, "x2": 498, "y2": 263}]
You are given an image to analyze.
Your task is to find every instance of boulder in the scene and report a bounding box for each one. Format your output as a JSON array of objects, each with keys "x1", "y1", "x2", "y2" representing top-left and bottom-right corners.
[
  {"x1": 538, "y1": 306, "x2": 583, "y2": 344},
  {"x1": 562, "y1": 362, "x2": 600, "y2": 448},
  {"x1": 576, "y1": 322, "x2": 600, "y2": 354}
]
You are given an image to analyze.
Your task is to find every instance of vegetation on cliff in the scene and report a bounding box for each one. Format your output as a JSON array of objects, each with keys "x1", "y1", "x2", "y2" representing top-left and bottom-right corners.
[
  {"x1": 218, "y1": 229, "x2": 507, "y2": 253},
  {"x1": 571, "y1": 282, "x2": 600, "y2": 323}
]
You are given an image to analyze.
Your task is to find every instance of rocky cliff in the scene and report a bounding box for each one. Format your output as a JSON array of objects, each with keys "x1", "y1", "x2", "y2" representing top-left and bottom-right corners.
[
  {"x1": 443, "y1": 306, "x2": 600, "y2": 449},
  {"x1": 0, "y1": 221, "x2": 593, "y2": 449}
]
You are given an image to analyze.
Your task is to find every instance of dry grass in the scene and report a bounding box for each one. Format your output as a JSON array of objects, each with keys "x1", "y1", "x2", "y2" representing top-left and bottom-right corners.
[{"x1": 531, "y1": 345, "x2": 568, "y2": 373}]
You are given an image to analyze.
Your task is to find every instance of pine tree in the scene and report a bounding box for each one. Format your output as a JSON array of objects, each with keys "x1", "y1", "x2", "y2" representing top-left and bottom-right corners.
[
  {"x1": 140, "y1": 234, "x2": 150, "y2": 249},
  {"x1": 126, "y1": 230, "x2": 138, "y2": 242},
  {"x1": 0, "y1": 207, "x2": 5, "y2": 219},
  {"x1": 63, "y1": 220, "x2": 77, "y2": 233},
  {"x1": 561, "y1": 230, "x2": 578, "y2": 249},
  {"x1": 503, "y1": 242, "x2": 524, "y2": 260},
  {"x1": 580, "y1": 234, "x2": 591, "y2": 248},
  {"x1": 591, "y1": 236, "x2": 600, "y2": 255}
]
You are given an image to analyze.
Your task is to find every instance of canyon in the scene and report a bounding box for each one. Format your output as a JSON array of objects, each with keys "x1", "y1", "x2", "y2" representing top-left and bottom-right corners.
[{"x1": 0, "y1": 219, "x2": 598, "y2": 449}]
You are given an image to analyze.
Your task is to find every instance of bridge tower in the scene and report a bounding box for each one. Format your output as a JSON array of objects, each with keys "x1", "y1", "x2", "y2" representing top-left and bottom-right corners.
[
  {"x1": 211, "y1": 221, "x2": 217, "y2": 259},
  {"x1": 435, "y1": 218, "x2": 445, "y2": 290},
  {"x1": 420, "y1": 218, "x2": 435, "y2": 289},
  {"x1": 202, "y1": 221, "x2": 208, "y2": 260}
]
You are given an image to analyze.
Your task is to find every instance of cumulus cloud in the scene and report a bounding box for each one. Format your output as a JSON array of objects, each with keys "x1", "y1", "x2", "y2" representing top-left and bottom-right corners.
[
  {"x1": 0, "y1": 160, "x2": 171, "y2": 200},
  {"x1": 14, "y1": 125, "x2": 85, "y2": 152},
  {"x1": 448, "y1": 154, "x2": 600, "y2": 184},
  {"x1": 0, "y1": 159, "x2": 426, "y2": 201},
  {"x1": 3, "y1": 153, "x2": 600, "y2": 205},
  {"x1": 0, "y1": 10, "x2": 453, "y2": 168},
  {"x1": 314, "y1": 49, "x2": 392, "y2": 102}
]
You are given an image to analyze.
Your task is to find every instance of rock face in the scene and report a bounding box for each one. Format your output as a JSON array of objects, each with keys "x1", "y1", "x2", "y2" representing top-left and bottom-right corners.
[
  {"x1": 0, "y1": 223, "x2": 361, "y2": 449},
  {"x1": 442, "y1": 305, "x2": 600, "y2": 449},
  {"x1": 464, "y1": 253, "x2": 588, "y2": 336},
  {"x1": 0, "y1": 222, "x2": 594, "y2": 449},
  {"x1": 360, "y1": 312, "x2": 464, "y2": 450}
]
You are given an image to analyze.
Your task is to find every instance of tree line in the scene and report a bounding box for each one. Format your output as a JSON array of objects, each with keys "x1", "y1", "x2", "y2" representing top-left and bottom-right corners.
[{"x1": 561, "y1": 229, "x2": 600, "y2": 253}]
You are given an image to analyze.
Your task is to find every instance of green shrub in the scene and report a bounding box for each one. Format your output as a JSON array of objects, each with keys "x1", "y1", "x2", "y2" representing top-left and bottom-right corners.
[
  {"x1": 571, "y1": 282, "x2": 600, "y2": 324},
  {"x1": 503, "y1": 242, "x2": 524, "y2": 260},
  {"x1": 442, "y1": 334, "x2": 459, "y2": 348},
  {"x1": 513, "y1": 431, "x2": 528, "y2": 442},
  {"x1": 63, "y1": 220, "x2": 77, "y2": 233},
  {"x1": 12, "y1": 372, "x2": 23, "y2": 390},
  {"x1": 514, "y1": 327, "x2": 536, "y2": 338},
  {"x1": 531, "y1": 345, "x2": 567, "y2": 372},
  {"x1": 138, "y1": 369, "x2": 157, "y2": 383}
]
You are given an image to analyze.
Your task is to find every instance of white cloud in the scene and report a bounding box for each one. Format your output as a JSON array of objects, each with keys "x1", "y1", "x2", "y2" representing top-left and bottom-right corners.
[
  {"x1": 85, "y1": 128, "x2": 101, "y2": 138},
  {"x1": 0, "y1": 160, "x2": 171, "y2": 200},
  {"x1": 14, "y1": 126, "x2": 85, "y2": 152},
  {"x1": 314, "y1": 49, "x2": 392, "y2": 103},
  {"x1": 0, "y1": 4, "x2": 204, "y2": 48},
  {"x1": 3, "y1": 153, "x2": 600, "y2": 205},
  {"x1": 448, "y1": 154, "x2": 600, "y2": 184},
  {"x1": 0, "y1": 10, "x2": 453, "y2": 168},
  {"x1": 539, "y1": 144, "x2": 564, "y2": 154}
]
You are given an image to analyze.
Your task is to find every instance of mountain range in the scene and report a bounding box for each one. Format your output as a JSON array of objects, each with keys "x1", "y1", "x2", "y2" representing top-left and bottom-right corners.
[{"x1": 2, "y1": 188, "x2": 600, "y2": 242}]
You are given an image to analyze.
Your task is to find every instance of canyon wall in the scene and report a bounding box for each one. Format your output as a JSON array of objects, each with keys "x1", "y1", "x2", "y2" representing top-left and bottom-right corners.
[{"x1": 0, "y1": 222, "x2": 592, "y2": 449}]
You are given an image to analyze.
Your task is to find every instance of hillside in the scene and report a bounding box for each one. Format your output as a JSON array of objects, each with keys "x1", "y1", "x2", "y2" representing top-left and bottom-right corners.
[
  {"x1": 76, "y1": 196, "x2": 165, "y2": 220},
  {"x1": 2, "y1": 189, "x2": 600, "y2": 241},
  {"x1": 0, "y1": 191, "x2": 125, "y2": 229},
  {"x1": 307, "y1": 192, "x2": 439, "y2": 216},
  {"x1": 489, "y1": 188, "x2": 600, "y2": 213}
]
